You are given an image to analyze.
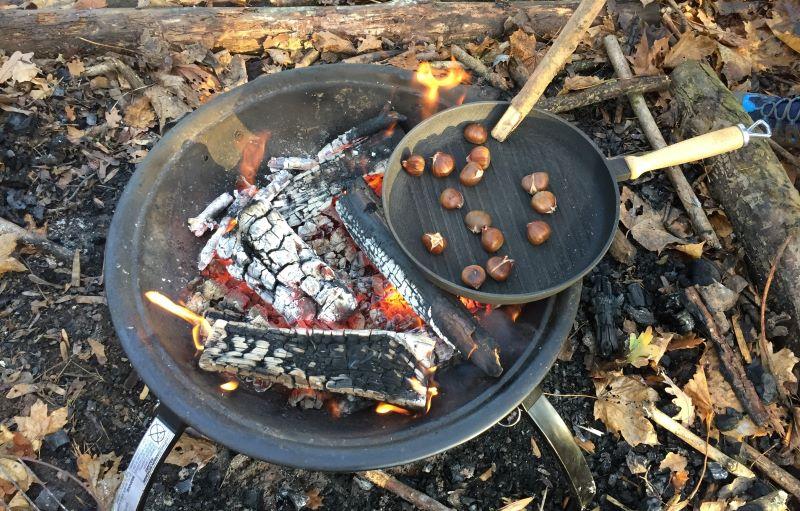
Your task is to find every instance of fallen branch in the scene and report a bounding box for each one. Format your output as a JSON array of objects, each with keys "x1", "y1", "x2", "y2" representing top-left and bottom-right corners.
[
  {"x1": 83, "y1": 57, "x2": 146, "y2": 89},
  {"x1": 358, "y1": 470, "x2": 454, "y2": 511},
  {"x1": 645, "y1": 405, "x2": 755, "y2": 478},
  {"x1": 768, "y1": 139, "x2": 800, "y2": 173},
  {"x1": 537, "y1": 75, "x2": 670, "y2": 114},
  {"x1": 0, "y1": 217, "x2": 74, "y2": 262},
  {"x1": 450, "y1": 44, "x2": 509, "y2": 91},
  {"x1": 603, "y1": 35, "x2": 722, "y2": 250},
  {"x1": 739, "y1": 443, "x2": 800, "y2": 501}
]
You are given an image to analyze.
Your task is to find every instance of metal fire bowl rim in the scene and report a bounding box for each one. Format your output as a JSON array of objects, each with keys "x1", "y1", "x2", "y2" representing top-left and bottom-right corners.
[{"x1": 105, "y1": 64, "x2": 581, "y2": 471}]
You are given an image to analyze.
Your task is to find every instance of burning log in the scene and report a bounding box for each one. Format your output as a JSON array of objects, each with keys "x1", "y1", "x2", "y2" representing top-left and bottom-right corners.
[
  {"x1": 198, "y1": 318, "x2": 436, "y2": 409},
  {"x1": 188, "y1": 191, "x2": 234, "y2": 236},
  {"x1": 336, "y1": 180, "x2": 503, "y2": 377},
  {"x1": 197, "y1": 185, "x2": 259, "y2": 270},
  {"x1": 268, "y1": 156, "x2": 319, "y2": 172},
  {"x1": 317, "y1": 110, "x2": 405, "y2": 163}
]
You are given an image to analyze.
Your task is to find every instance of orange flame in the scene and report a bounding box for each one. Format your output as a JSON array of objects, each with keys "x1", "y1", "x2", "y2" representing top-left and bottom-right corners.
[
  {"x1": 459, "y1": 296, "x2": 493, "y2": 315},
  {"x1": 408, "y1": 371, "x2": 439, "y2": 414},
  {"x1": 503, "y1": 304, "x2": 523, "y2": 322},
  {"x1": 220, "y1": 380, "x2": 239, "y2": 391},
  {"x1": 375, "y1": 403, "x2": 412, "y2": 415},
  {"x1": 145, "y1": 291, "x2": 211, "y2": 351},
  {"x1": 414, "y1": 61, "x2": 469, "y2": 118},
  {"x1": 237, "y1": 131, "x2": 271, "y2": 188},
  {"x1": 364, "y1": 173, "x2": 384, "y2": 197},
  {"x1": 376, "y1": 286, "x2": 424, "y2": 328}
]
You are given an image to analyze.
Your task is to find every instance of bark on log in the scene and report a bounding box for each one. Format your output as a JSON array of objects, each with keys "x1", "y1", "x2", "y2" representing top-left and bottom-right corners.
[
  {"x1": 0, "y1": 1, "x2": 608, "y2": 57},
  {"x1": 671, "y1": 61, "x2": 800, "y2": 347},
  {"x1": 199, "y1": 318, "x2": 436, "y2": 409}
]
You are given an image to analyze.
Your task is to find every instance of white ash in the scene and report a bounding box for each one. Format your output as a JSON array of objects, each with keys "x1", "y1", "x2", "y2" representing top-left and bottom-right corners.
[{"x1": 188, "y1": 192, "x2": 233, "y2": 236}]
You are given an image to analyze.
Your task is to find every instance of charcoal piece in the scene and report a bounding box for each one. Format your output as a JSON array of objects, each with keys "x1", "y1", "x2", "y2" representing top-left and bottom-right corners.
[
  {"x1": 199, "y1": 319, "x2": 436, "y2": 409},
  {"x1": 626, "y1": 282, "x2": 648, "y2": 308},
  {"x1": 591, "y1": 276, "x2": 620, "y2": 356},
  {"x1": 317, "y1": 109, "x2": 406, "y2": 163},
  {"x1": 625, "y1": 305, "x2": 655, "y2": 325}
]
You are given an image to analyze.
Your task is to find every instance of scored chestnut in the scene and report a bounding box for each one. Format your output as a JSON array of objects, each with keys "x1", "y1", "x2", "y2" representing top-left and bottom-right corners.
[
  {"x1": 486, "y1": 255, "x2": 515, "y2": 282},
  {"x1": 439, "y1": 188, "x2": 464, "y2": 210},
  {"x1": 467, "y1": 146, "x2": 491, "y2": 169},
  {"x1": 481, "y1": 226, "x2": 504, "y2": 253},
  {"x1": 461, "y1": 264, "x2": 486, "y2": 289},
  {"x1": 526, "y1": 220, "x2": 551, "y2": 245},
  {"x1": 402, "y1": 154, "x2": 426, "y2": 176},
  {"x1": 521, "y1": 172, "x2": 549, "y2": 194},
  {"x1": 463, "y1": 123, "x2": 488, "y2": 144},
  {"x1": 421, "y1": 232, "x2": 447, "y2": 255},
  {"x1": 431, "y1": 152, "x2": 456, "y2": 177},
  {"x1": 460, "y1": 162, "x2": 485, "y2": 187},
  {"x1": 464, "y1": 210, "x2": 492, "y2": 234},
  {"x1": 531, "y1": 190, "x2": 557, "y2": 214}
]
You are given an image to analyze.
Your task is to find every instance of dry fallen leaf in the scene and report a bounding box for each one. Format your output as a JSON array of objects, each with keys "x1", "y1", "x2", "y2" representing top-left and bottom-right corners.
[
  {"x1": 312, "y1": 31, "x2": 356, "y2": 54},
  {"x1": 66, "y1": 58, "x2": 85, "y2": 77},
  {"x1": 530, "y1": 436, "x2": 541, "y2": 458},
  {"x1": 123, "y1": 95, "x2": 156, "y2": 129},
  {"x1": 764, "y1": 342, "x2": 799, "y2": 394},
  {"x1": 306, "y1": 487, "x2": 324, "y2": 510},
  {"x1": 105, "y1": 106, "x2": 122, "y2": 129},
  {"x1": 165, "y1": 434, "x2": 217, "y2": 469},
  {"x1": 73, "y1": 0, "x2": 107, "y2": 8},
  {"x1": 0, "y1": 51, "x2": 41, "y2": 85},
  {"x1": 0, "y1": 234, "x2": 27, "y2": 276},
  {"x1": 627, "y1": 35, "x2": 670, "y2": 76},
  {"x1": 699, "y1": 502, "x2": 725, "y2": 511},
  {"x1": 0, "y1": 458, "x2": 32, "y2": 498},
  {"x1": 478, "y1": 463, "x2": 496, "y2": 481},
  {"x1": 663, "y1": 31, "x2": 717, "y2": 68},
  {"x1": 76, "y1": 450, "x2": 123, "y2": 509},
  {"x1": 628, "y1": 327, "x2": 674, "y2": 368},
  {"x1": 87, "y1": 339, "x2": 107, "y2": 365},
  {"x1": 767, "y1": 0, "x2": 800, "y2": 54},
  {"x1": 716, "y1": 43, "x2": 751, "y2": 84},
  {"x1": 620, "y1": 187, "x2": 684, "y2": 252},
  {"x1": 356, "y1": 35, "x2": 383, "y2": 54},
  {"x1": 14, "y1": 399, "x2": 68, "y2": 451},
  {"x1": 668, "y1": 332, "x2": 704, "y2": 351},
  {"x1": 659, "y1": 452, "x2": 688, "y2": 473},
  {"x1": 671, "y1": 469, "x2": 689, "y2": 492},
  {"x1": 683, "y1": 365, "x2": 713, "y2": 422},
  {"x1": 560, "y1": 75, "x2": 604, "y2": 95},
  {"x1": 674, "y1": 242, "x2": 705, "y2": 259},
  {"x1": 574, "y1": 436, "x2": 595, "y2": 454},
  {"x1": 699, "y1": 350, "x2": 743, "y2": 414},
  {"x1": 5, "y1": 383, "x2": 38, "y2": 399},
  {"x1": 66, "y1": 125, "x2": 85, "y2": 143},
  {"x1": 144, "y1": 85, "x2": 191, "y2": 131},
  {"x1": 594, "y1": 372, "x2": 659, "y2": 446},
  {"x1": 499, "y1": 496, "x2": 534, "y2": 511},
  {"x1": 664, "y1": 375, "x2": 695, "y2": 426},
  {"x1": 509, "y1": 30, "x2": 537, "y2": 72}
]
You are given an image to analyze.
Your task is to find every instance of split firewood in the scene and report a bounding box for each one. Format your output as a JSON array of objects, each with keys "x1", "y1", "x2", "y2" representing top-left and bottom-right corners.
[
  {"x1": 198, "y1": 318, "x2": 436, "y2": 409},
  {"x1": 0, "y1": 216, "x2": 74, "y2": 262},
  {"x1": 671, "y1": 61, "x2": 800, "y2": 347},
  {"x1": 357, "y1": 470, "x2": 454, "y2": 511},
  {"x1": 336, "y1": 180, "x2": 503, "y2": 377},
  {"x1": 603, "y1": 35, "x2": 722, "y2": 250},
  {"x1": 0, "y1": 2, "x2": 625, "y2": 57}
]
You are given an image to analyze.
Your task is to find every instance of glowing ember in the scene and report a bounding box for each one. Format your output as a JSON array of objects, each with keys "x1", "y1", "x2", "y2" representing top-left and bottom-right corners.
[
  {"x1": 459, "y1": 296, "x2": 493, "y2": 315},
  {"x1": 220, "y1": 380, "x2": 239, "y2": 391},
  {"x1": 375, "y1": 402, "x2": 412, "y2": 415},
  {"x1": 377, "y1": 286, "x2": 424, "y2": 328},
  {"x1": 503, "y1": 304, "x2": 523, "y2": 322},
  {"x1": 364, "y1": 173, "x2": 384, "y2": 197},
  {"x1": 414, "y1": 61, "x2": 469, "y2": 118},
  {"x1": 237, "y1": 131, "x2": 271, "y2": 188},
  {"x1": 144, "y1": 291, "x2": 211, "y2": 351}
]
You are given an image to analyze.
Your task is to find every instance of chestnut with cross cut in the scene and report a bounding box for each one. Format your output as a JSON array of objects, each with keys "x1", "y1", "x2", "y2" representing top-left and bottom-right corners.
[{"x1": 422, "y1": 232, "x2": 447, "y2": 255}]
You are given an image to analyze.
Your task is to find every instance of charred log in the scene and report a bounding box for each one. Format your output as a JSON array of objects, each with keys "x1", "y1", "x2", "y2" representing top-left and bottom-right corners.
[
  {"x1": 335, "y1": 180, "x2": 503, "y2": 377},
  {"x1": 198, "y1": 318, "x2": 436, "y2": 409}
]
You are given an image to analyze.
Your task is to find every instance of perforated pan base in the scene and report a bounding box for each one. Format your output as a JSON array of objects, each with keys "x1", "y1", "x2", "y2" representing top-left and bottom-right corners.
[{"x1": 383, "y1": 102, "x2": 619, "y2": 304}]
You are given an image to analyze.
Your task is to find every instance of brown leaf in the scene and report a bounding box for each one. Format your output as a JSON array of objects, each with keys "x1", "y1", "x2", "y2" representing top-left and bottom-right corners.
[
  {"x1": 306, "y1": 487, "x2": 324, "y2": 510},
  {"x1": 668, "y1": 332, "x2": 705, "y2": 351},
  {"x1": 560, "y1": 75, "x2": 604, "y2": 95},
  {"x1": 627, "y1": 327, "x2": 674, "y2": 368},
  {"x1": 674, "y1": 242, "x2": 705, "y2": 259},
  {"x1": 627, "y1": 35, "x2": 670, "y2": 76},
  {"x1": 509, "y1": 30, "x2": 537, "y2": 72},
  {"x1": 700, "y1": 349, "x2": 743, "y2": 414},
  {"x1": 764, "y1": 342, "x2": 799, "y2": 394},
  {"x1": 478, "y1": 463, "x2": 496, "y2": 481},
  {"x1": 0, "y1": 51, "x2": 40, "y2": 85},
  {"x1": 64, "y1": 104, "x2": 77, "y2": 122},
  {"x1": 66, "y1": 125, "x2": 85, "y2": 143},
  {"x1": 574, "y1": 436, "x2": 595, "y2": 453},
  {"x1": 0, "y1": 458, "x2": 32, "y2": 497},
  {"x1": 6, "y1": 383, "x2": 38, "y2": 399},
  {"x1": 716, "y1": 43, "x2": 751, "y2": 84},
  {"x1": 266, "y1": 48, "x2": 293, "y2": 67},
  {"x1": 664, "y1": 375, "x2": 695, "y2": 426},
  {"x1": 87, "y1": 339, "x2": 107, "y2": 365},
  {"x1": 386, "y1": 50, "x2": 419, "y2": 71},
  {"x1": 671, "y1": 470, "x2": 689, "y2": 492},
  {"x1": 740, "y1": 19, "x2": 796, "y2": 72},
  {"x1": 14, "y1": 399, "x2": 68, "y2": 451},
  {"x1": 767, "y1": 0, "x2": 800, "y2": 54},
  {"x1": 356, "y1": 35, "x2": 383, "y2": 54},
  {"x1": 684, "y1": 363, "x2": 714, "y2": 424},
  {"x1": 663, "y1": 32, "x2": 716, "y2": 68},
  {"x1": 499, "y1": 496, "x2": 534, "y2": 511},
  {"x1": 0, "y1": 234, "x2": 27, "y2": 276},
  {"x1": 659, "y1": 452, "x2": 688, "y2": 473},
  {"x1": 143, "y1": 85, "x2": 191, "y2": 131},
  {"x1": 66, "y1": 58, "x2": 85, "y2": 77},
  {"x1": 165, "y1": 434, "x2": 217, "y2": 469},
  {"x1": 620, "y1": 187, "x2": 684, "y2": 252},
  {"x1": 708, "y1": 211, "x2": 734, "y2": 238},
  {"x1": 594, "y1": 372, "x2": 659, "y2": 446},
  {"x1": 124, "y1": 95, "x2": 156, "y2": 129},
  {"x1": 105, "y1": 106, "x2": 122, "y2": 129},
  {"x1": 312, "y1": 31, "x2": 356, "y2": 54},
  {"x1": 73, "y1": 0, "x2": 106, "y2": 8},
  {"x1": 76, "y1": 450, "x2": 123, "y2": 509},
  {"x1": 699, "y1": 502, "x2": 725, "y2": 511},
  {"x1": 530, "y1": 437, "x2": 541, "y2": 458}
]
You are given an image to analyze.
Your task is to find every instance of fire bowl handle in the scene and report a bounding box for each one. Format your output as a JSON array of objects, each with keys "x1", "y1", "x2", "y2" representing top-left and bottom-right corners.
[{"x1": 111, "y1": 406, "x2": 185, "y2": 511}]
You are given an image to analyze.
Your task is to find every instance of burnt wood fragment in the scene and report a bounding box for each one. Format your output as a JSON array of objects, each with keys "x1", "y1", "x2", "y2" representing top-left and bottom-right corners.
[
  {"x1": 198, "y1": 319, "x2": 436, "y2": 409},
  {"x1": 335, "y1": 180, "x2": 503, "y2": 377},
  {"x1": 590, "y1": 275, "x2": 619, "y2": 356}
]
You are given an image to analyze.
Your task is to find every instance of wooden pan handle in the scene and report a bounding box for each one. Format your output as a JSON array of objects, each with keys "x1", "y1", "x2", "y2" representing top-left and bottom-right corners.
[
  {"x1": 624, "y1": 125, "x2": 747, "y2": 180},
  {"x1": 491, "y1": 0, "x2": 607, "y2": 142}
]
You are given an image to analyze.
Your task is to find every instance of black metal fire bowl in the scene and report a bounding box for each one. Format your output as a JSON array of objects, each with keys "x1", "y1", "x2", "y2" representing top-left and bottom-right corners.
[{"x1": 105, "y1": 64, "x2": 581, "y2": 471}]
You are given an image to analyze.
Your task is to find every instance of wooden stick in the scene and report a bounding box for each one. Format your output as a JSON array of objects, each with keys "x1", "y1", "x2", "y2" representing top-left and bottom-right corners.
[
  {"x1": 450, "y1": 44, "x2": 509, "y2": 91},
  {"x1": 0, "y1": 217, "x2": 74, "y2": 261},
  {"x1": 537, "y1": 75, "x2": 670, "y2": 114},
  {"x1": 492, "y1": 0, "x2": 608, "y2": 141},
  {"x1": 739, "y1": 443, "x2": 800, "y2": 501},
  {"x1": 0, "y1": 1, "x2": 613, "y2": 57},
  {"x1": 83, "y1": 57, "x2": 146, "y2": 89},
  {"x1": 603, "y1": 35, "x2": 722, "y2": 250},
  {"x1": 358, "y1": 470, "x2": 454, "y2": 511},
  {"x1": 769, "y1": 139, "x2": 800, "y2": 170},
  {"x1": 646, "y1": 405, "x2": 755, "y2": 478},
  {"x1": 684, "y1": 286, "x2": 777, "y2": 432},
  {"x1": 343, "y1": 50, "x2": 402, "y2": 64}
]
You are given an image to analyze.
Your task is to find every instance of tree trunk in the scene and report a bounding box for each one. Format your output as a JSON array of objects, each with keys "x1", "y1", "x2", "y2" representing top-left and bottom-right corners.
[
  {"x1": 671, "y1": 61, "x2": 800, "y2": 347},
  {"x1": 0, "y1": 1, "x2": 605, "y2": 57}
]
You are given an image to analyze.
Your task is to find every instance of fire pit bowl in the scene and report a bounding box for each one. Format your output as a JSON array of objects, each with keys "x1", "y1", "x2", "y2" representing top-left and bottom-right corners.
[{"x1": 105, "y1": 65, "x2": 581, "y2": 473}]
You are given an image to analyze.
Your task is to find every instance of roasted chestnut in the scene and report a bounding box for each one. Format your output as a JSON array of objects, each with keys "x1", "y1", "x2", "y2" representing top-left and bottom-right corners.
[
  {"x1": 464, "y1": 210, "x2": 492, "y2": 234},
  {"x1": 459, "y1": 162, "x2": 485, "y2": 186},
  {"x1": 521, "y1": 172, "x2": 549, "y2": 194},
  {"x1": 481, "y1": 226, "x2": 504, "y2": 253},
  {"x1": 421, "y1": 232, "x2": 447, "y2": 255},
  {"x1": 464, "y1": 123, "x2": 488, "y2": 144},
  {"x1": 526, "y1": 220, "x2": 551, "y2": 245},
  {"x1": 431, "y1": 152, "x2": 456, "y2": 177},
  {"x1": 486, "y1": 255, "x2": 514, "y2": 281},
  {"x1": 531, "y1": 191, "x2": 557, "y2": 214},
  {"x1": 439, "y1": 188, "x2": 464, "y2": 209},
  {"x1": 402, "y1": 154, "x2": 425, "y2": 176},
  {"x1": 461, "y1": 264, "x2": 486, "y2": 289},
  {"x1": 467, "y1": 146, "x2": 491, "y2": 169}
]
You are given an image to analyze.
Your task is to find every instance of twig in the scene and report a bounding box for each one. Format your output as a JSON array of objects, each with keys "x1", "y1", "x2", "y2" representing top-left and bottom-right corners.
[
  {"x1": 685, "y1": 419, "x2": 710, "y2": 503},
  {"x1": 769, "y1": 139, "x2": 800, "y2": 170},
  {"x1": 603, "y1": 35, "x2": 722, "y2": 250},
  {"x1": 343, "y1": 50, "x2": 402, "y2": 64},
  {"x1": 358, "y1": 470, "x2": 454, "y2": 511},
  {"x1": 665, "y1": 0, "x2": 687, "y2": 32},
  {"x1": 537, "y1": 75, "x2": 670, "y2": 114},
  {"x1": 295, "y1": 49, "x2": 320, "y2": 68},
  {"x1": 77, "y1": 36, "x2": 141, "y2": 55},
  {"x1": 16, "y1": 456, "x2": 101, "y2": 510},
  {"x1": 0, "y1": 217, "x2": 74, "y2": 261},
  {"x1": 684, "y1": 286, "x2": 778, "y2": 433},
  {"x1": 739, "y1": 443, "x2": 800, "y2": 501},
  {"x1": 450, "y1": 44, "x2": 509, "y2": 91},
  {"x1": 645, "y1": 405, "x2": 755, "y2": 478},
  {"x1": 0, "y1": 458, "x2": 41, "y2": 511}
]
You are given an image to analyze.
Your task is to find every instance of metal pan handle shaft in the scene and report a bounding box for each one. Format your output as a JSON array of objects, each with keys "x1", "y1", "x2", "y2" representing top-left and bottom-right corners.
[{"x1": 623, "y1": 120, "x2": 771, "y2": 180}]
